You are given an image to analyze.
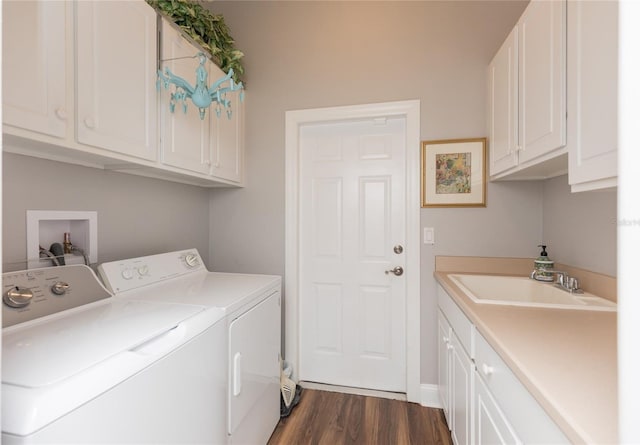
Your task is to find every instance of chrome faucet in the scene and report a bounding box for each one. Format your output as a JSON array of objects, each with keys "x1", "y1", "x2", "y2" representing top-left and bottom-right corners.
[{"x1": 530, "y1": 269, "x2": 583, "y2": 294}]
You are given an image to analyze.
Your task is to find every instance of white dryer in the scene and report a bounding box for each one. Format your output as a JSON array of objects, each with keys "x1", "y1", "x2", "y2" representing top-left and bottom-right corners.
[
  {"x1": 2, "y1": 264, "x2": 228, "y2": 444},
  {"x1": 98, "y1": 249, "x2": 282, "y2": 445}
]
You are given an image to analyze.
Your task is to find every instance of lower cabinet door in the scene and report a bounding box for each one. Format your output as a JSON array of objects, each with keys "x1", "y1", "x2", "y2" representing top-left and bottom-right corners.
[
  {"x1": 475, "y1": 373, "x2": 521, "y2": 445},
  {"x1": 450, "y1": 333, "x2": 474, "y2": 445},
  {"x1": 438, "y1": 310, "x2": 452, "y2": 428}
]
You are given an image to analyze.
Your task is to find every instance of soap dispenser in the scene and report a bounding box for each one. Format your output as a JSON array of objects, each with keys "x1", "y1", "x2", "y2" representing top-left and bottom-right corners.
[{"x1": 534, "y1": 245, "x2": 554, "y2": 282}]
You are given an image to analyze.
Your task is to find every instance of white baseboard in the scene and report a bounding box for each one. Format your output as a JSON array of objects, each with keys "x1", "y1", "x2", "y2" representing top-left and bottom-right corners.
[
  {"x1": 296, "y1": 381, "x2": 442, "y2": 408},
  {"x1": 421, "y1": 383, "x2": 442, "y2": 408},
  {"x1": 299, "y1": 381, "x2": 407, "y2": 401}
]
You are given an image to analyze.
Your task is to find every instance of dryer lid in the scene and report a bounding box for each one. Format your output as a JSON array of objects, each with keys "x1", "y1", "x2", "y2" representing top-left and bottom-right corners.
[{"x1": 2, "y1": 299, "x2": 204, "y2": 388}]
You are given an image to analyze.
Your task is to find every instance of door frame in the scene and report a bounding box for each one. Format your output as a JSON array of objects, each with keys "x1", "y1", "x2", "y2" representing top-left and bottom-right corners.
[{"x1": 285, "y1": 100, "x2": 421, "y2": 402}]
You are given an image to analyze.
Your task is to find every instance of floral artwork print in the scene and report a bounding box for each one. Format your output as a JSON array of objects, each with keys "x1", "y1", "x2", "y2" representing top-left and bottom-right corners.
[{"x1": 435, "y1": 152, "x2": 471, "y2": 194}]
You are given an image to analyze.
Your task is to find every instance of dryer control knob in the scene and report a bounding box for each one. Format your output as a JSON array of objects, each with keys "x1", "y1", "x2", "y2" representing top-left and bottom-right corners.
[
  {"x1": 121, "y1": 268, "x2": 134, "y2": 280},
  {"x1": 4, "y1": 286, "x2": 34, "y2": 308},
  {"x1": 184, "y1": 254, "x2": 200, "y2": 268},
  {"x1": 51, "y1": 281, "x2": 70, "y2": 296}
]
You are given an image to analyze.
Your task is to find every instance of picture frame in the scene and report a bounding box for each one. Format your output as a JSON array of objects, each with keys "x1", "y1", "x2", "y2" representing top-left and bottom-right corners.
[{"x1": 421, "y1": 138, "x2": 487, "y2": 208}]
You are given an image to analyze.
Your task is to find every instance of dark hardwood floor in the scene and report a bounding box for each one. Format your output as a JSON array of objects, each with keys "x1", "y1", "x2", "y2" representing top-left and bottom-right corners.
[{"x1": 268, "y1": 389, "x2": 453, "y2": 445}]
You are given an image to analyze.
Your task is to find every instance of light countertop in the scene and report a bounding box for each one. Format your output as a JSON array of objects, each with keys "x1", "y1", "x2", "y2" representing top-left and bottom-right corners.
[{"x1": 434, "y1": 258, "x2": 617, "y2": 445}]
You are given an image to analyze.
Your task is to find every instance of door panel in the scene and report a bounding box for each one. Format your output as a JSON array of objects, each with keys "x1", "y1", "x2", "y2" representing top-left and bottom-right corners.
[
  {"x1": 518, "y1": 0, "x2": 566, "y2": 162},
  {"x1": 76, "y1": 1, "x2": 157, "y2": 160},
  {"x1": 299, "y1": 117, "x2": 406, "y2": 392},
  {"x1": 2, "y1": 0, "x2": 67, "y2": 138},
  {"x1": 159, "y1": 19, "x2": 210, "y2": 173},
  {"x1": 489, "y1": 27, "x2": 518, "y2": 176},
  {"x1": 312, "y1": 178, "x2": 343, "y2": 257}
]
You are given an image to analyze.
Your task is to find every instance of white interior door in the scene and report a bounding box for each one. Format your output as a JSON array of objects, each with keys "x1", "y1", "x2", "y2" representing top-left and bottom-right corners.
[{"x1": 299, "y1": 116, "x2": 407, "y2": 392}]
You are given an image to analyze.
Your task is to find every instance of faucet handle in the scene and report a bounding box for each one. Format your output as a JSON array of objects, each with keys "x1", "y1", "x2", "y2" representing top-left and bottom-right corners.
[
  {"x1": 555, "y1": 271, "x2": 567, "y2": 287},
  {"x1": 568, "y1": 277, "x2": 582, "y2": 292}
]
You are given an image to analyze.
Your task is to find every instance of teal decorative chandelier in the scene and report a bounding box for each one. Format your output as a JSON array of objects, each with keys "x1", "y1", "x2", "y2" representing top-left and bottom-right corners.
[{"x1": 157, "y1": 52, "x2": 244, "y2": 120}]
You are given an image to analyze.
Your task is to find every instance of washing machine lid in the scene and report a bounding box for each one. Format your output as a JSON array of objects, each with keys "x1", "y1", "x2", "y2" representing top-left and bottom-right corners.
[{"x1": 3, "y1": 299, "x2": 204, "y2": 388}]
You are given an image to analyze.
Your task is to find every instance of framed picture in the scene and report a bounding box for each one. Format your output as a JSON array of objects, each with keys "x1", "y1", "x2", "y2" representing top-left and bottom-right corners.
[{"x1": 421, "y1": 138, "x2": 487, "y2": 207}]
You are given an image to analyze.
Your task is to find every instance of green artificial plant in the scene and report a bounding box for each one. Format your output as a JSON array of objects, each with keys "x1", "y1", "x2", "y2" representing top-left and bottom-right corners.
[{"x1": 146, "y1": 0, "x2": 244, "y2": 83}]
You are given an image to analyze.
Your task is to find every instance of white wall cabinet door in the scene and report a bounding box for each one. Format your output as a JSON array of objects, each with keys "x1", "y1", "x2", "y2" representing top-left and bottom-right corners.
[
  {"x1": 210, "y1": 63, "x2": 244, "y2": 183},
  {"x1": 517, "y1": 0, "x2": 566, "y2": 164},
  {"x1": 76, "y1": 1, "x2": 157, "y2": 161},
  {"x1": 488, "y1": 27, "x2": 519, "y2": 176},
  {"x1": 2, "y1": 1, "x2": 67, "y2": 138},
  {"x1": 159, "y1": 19, "x2": 211, "y2": 175},
  {"x1": 567, "y1": 0, "x2": 618, "y2": 192}
]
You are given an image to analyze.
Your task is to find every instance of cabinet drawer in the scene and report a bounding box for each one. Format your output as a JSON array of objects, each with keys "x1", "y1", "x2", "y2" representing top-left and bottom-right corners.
[
  {"x1": 438, "y1": 285, "x2": 474, "y2": 358},
  {"x1": 475, "y1": 333, "x2": 569, "y2": 444}
]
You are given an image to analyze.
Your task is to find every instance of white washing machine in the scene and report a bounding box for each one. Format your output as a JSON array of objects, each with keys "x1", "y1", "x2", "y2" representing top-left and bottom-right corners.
[
  {"x1": 2, "y1": 264, "x2": 228, "y2": 444},
  {"x1": 98, "y1": 249, "x2": 282, "y2": 445}
]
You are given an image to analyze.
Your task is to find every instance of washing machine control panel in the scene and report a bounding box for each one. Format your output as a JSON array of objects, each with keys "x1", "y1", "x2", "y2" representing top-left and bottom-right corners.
[
  {"x1": 98, "y1": 249, "x2": 205, "y2": 294},
  {"x1": 2, "y1": 265, "x2": 112, "y2": 328}
]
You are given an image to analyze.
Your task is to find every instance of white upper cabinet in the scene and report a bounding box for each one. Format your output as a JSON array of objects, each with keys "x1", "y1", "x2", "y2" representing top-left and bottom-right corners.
[
  {"x1": 517, "y1": 0, "x2": 567, "y2": 164},
  {"x1": 210, "y1": 63, "x2": 244, "y2": 183},
  {"x1": 2, "y1": 1, "x2": 68, "y2": 138},
  {"x1": 159, "y1": 19, "x2": 211, "y2": 175},
  {"x1": 2, "y1": 1, "x2": 243, "y2": 187},
  {"x1": 488, "y1": 27, "x2": 519, "y2": 176},
  {"x1": 567, "y1": 0, "x2": 618, "y2": 192},
  {"x1": 76, "y1": 1, "x2": 157, "y2": 161},
  {"x1": 158, "y1": 18, "x2": 244, "y2": 185},
  {"x1": 488, "y1": 0, "x2": 567, "y2": 179}
]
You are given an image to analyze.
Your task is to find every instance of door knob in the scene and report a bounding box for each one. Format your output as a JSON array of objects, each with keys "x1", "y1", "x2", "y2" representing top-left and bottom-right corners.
[{"x1": 385, "y1": 266, "x2": 404, "y2": 276}]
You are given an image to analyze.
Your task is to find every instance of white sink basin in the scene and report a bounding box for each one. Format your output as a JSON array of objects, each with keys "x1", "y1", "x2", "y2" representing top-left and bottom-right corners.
[{"x1": 449, "y1": 274, "x2": 616, "y2": 311}]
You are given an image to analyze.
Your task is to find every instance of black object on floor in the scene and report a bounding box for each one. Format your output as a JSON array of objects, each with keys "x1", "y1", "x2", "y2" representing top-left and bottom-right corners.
[{"x1": 280, "y1": 385, "x2": 303, "y2": 418}]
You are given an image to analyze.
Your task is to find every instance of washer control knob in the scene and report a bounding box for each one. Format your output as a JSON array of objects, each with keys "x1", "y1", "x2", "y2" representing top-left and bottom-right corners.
[
  {"x1": 51, "y1": 281, "x2": 70, "y2": 296},
  {"x1": 121, "y1": 268, "x2": 134, "y2": 280},
  {"x1": 137, "y1": 265, "x2": 150, "y2": 276},
  {"x1": 4, "y1": 286, "x2": 34, "y2": 308},
  {"x1": 184, "y1": 254, "x2": 200, "y2": 268}
]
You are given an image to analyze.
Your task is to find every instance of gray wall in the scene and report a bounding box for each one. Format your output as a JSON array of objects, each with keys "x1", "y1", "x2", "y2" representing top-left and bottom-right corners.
[
  {"x1": 542, "y1": 175, "x2": 617, "y2": 276},
  {"x1": 207, "y1": 1, "x2": 536, "y2": 384},
  {"x1": 2, "y1": 152, "x2": 211, "y2": 271}
]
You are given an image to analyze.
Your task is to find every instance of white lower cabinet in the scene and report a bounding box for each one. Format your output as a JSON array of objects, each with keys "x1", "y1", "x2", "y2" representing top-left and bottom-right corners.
[
  {"x1": 475, "y1": 373, "x2": 520, "y2": 445},
  {"x1": 438, "y1": 287, "x2": 474, "y2": 445},
  {"x1": 438, "y1": 311, "x2": 452, "y2": 427},
  {"x1": 450, "y1": 332, "x2": 474, "y2": 445},
  {"x1": 437, "y1": 285, "x2": 570, "y2": 445},
  {"x1": 474, "y1": 332, "x2": 569, "y2": 444}
]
